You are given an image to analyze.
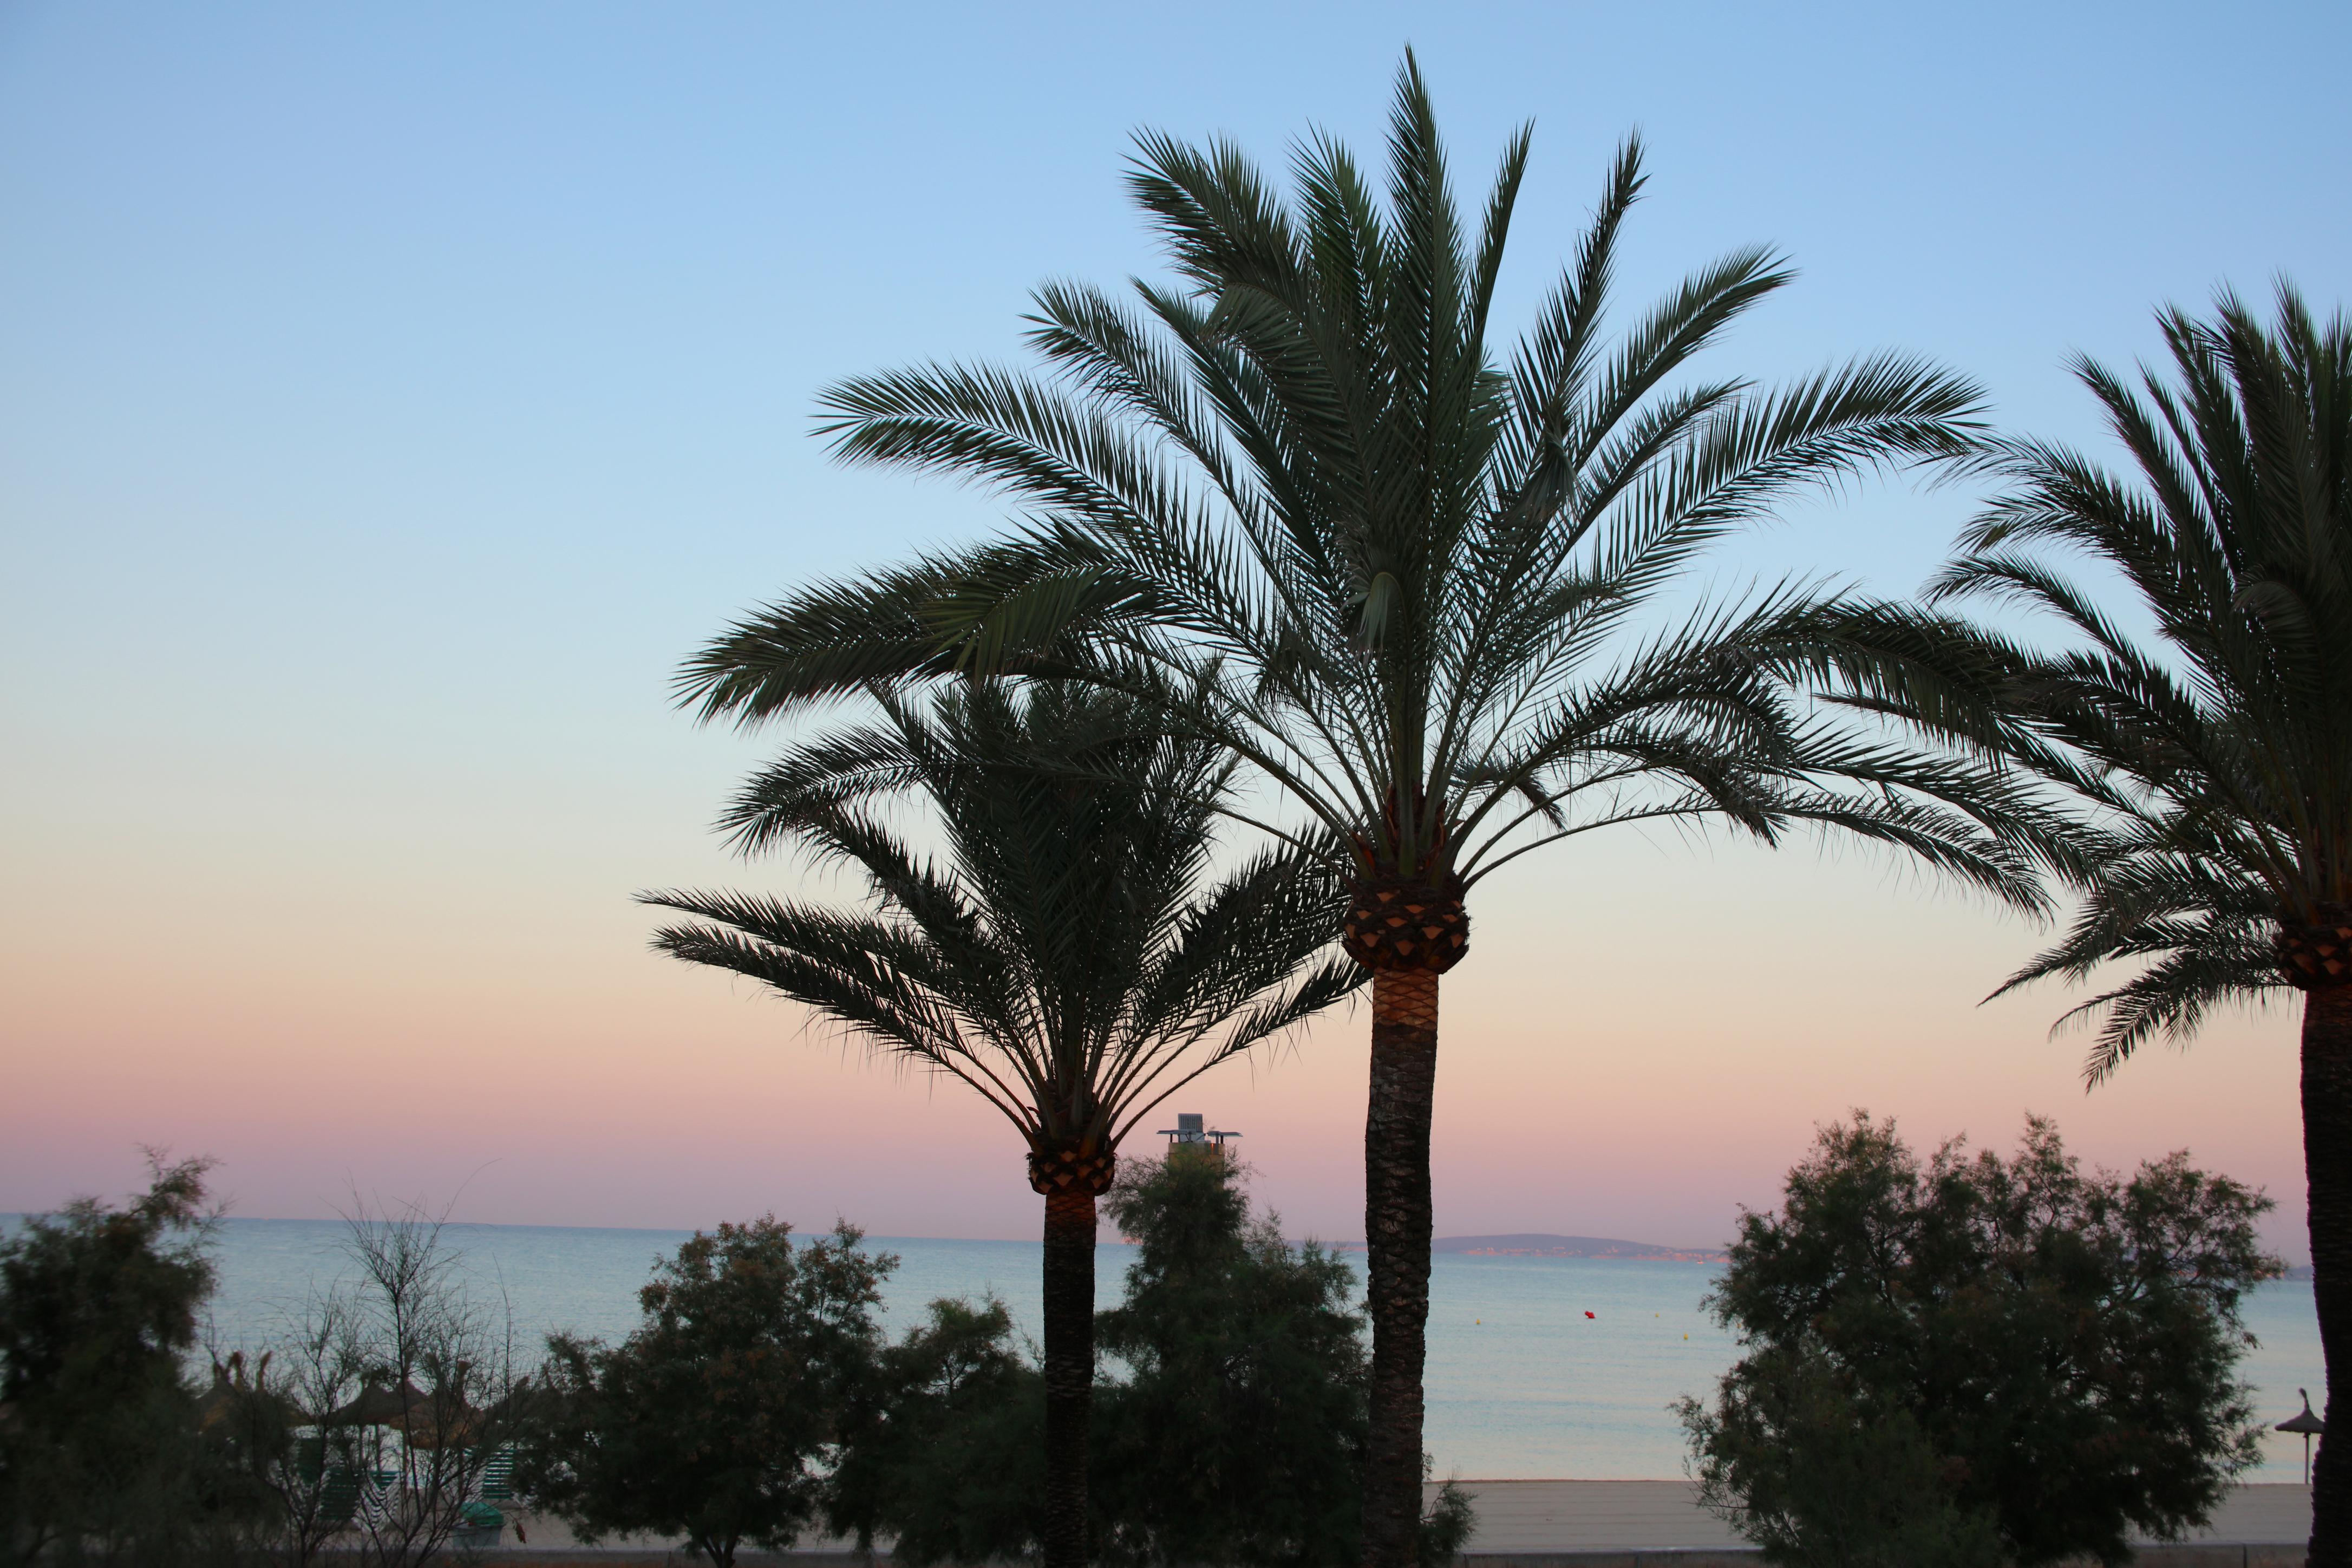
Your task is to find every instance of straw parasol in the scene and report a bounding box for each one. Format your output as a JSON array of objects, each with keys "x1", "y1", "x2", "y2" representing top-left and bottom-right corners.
[
  {"x1": 2277, "y1": 1389, "x2": 2326, "y2": 1485},
  {"x1": 195, "y1": 1351, "x2": 300, "y2": 1432},
  {"x1": 325, "y1": 1376, "x2": 491, "y2": 1449},
  {"x1": 336, "y1": 1373, "x2": 496, "y2": 1457},
  {"x1": 325, "y1": 1377, "x2": 430, "y2": 1428}
]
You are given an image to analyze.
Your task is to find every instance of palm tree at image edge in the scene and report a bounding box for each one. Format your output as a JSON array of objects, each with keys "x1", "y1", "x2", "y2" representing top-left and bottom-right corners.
[
  {"x1": 642, "y1": 682, "x2": 1357, "y2": 1568},
  {"x1": 1924, "y1": 284, "x2": 2352, "y2": 1563},
  {"x1": 678, "y1": 56, "x2": 2076, "y2": 1567}
]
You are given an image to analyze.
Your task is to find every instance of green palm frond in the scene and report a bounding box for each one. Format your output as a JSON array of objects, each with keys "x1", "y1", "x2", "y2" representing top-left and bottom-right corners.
[
  {"x1": 681, "y1": 53, "x2": 2053, "y2": 923},
  {"x1": 1924, "y1": 283, "x2": 2352, "y2": 1081},
  {"x1": 646, "y1": 682, "x2": 1360, "y2": 1151}
]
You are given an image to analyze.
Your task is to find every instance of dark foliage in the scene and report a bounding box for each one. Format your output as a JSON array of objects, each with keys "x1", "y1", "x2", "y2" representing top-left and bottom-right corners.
[
  {"x1": 512, "y1": 1218, "x2": 893, "y2": 1568},
  {"x1": 641, "y1": 678, "x2": 1358, "y2": 1177},
  {"x1": 3, "y1": 1171, "x2": 533, "y2": 1568},
  {"x1": 1678, "y1": 1349, "x2": 2002, "y2": 1568},
  {"x1": 1909, "y1": 283, "x2": 2352, "y2": 1564},
  {"x1": 0, "y1": 1153, "x2": 244, "y2": 1567},
  {"x1": 1092, "y1": 1151, "x2": 1373, "y2": 1568},
  {"x1": 1920, "y1": 284, "x2": 2352, "y2": 1074},
  {"x1": 835, "y1": 1153, "x2": 1475, "y2": 1568},
  {"x1": 1680, "y1": 1114, "x2": 2281, "y2": 1567},
  {"x1": 827, "y1": 1296, "x2": 1047, "y2": 1565}
]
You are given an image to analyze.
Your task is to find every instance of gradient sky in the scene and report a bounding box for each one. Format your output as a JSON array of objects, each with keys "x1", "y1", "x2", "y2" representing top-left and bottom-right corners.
[{"x1": 6, "y1": 2, "x2": 2348, "y2": 1258}]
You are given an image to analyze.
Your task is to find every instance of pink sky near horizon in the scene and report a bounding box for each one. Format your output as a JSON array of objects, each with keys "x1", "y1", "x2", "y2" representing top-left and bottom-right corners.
[
  {"x1": 5, "y1": 811, "x2": 2309, "y2": 1261},
  {"x1": 2, "y1": 4, "x2": 2337, "y2": 1268}
]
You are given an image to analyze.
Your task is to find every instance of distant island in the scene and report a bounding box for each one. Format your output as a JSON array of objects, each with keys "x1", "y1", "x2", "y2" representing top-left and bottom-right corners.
[{"x1": 1429, "y1": 1233, "x2": 1726, "y2": 1263}]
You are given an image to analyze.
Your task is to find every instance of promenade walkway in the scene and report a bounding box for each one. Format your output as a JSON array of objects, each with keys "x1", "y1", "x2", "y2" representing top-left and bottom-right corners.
[
  {"x1": 490, "y1": 1480, "x2": 2315, "y2": 1564},
  {"x1": 1440, "y1": 1479, "x2": 2309, "y2": 1556}
]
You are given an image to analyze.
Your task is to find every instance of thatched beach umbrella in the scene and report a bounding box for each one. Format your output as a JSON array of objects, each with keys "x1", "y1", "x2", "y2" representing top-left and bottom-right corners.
[
  {"x1": 2279, "y1": 1389, "x2": 2327, "y2": 1485},
  {"x1": 325, "y1": 1377, "x2": 429, "y2": 1428},
  {"x1": 196, "y1": 1350, "x2": 301, "y2": 1433},
  {"x1": 402, "y1": 1405, "x2": 485, "y2": 1451},
  {"x1": 326, "y1": 1376, "x2": 487, "y2": 1449},
  {"x1": 195, "y1": 1352, "x2": 252, "y2": 1426}
]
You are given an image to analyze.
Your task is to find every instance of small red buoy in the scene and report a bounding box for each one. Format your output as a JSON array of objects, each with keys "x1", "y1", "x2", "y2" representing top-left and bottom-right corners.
[{"x1": 1584, "y1": 1311, "x2": 1596, "y2": 1319}]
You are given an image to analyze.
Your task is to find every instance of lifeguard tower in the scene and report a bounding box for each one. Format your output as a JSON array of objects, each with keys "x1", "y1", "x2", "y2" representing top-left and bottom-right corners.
[{"x1": 1157, "y1": 1112, "x2": 1240, "y2": 1152}]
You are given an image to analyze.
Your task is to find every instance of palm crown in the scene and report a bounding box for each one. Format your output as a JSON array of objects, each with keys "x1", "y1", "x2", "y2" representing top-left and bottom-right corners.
[
  {"x1": 1929, "y1": 284, "x2": 2352, "y2": 1079},
  {"x1": 641, "y1": 681, "x2": 1358, "y2": 1166},
  {"x1": 680, "y1": 57, "x2": 2054, "y2": 913}
]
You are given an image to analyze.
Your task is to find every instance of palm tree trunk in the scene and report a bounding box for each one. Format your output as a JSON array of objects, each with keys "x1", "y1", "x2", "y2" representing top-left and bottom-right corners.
[
  {"x1": 2307, "y1": 983, "x2": 2352, "y2": 1568},
  {"x1": 1363, "y1": 965, "x2": 1440, "y2": 1568},
  {"x1": 1041, "y1": 1185, "x2": 1099, "y2": 1568}
]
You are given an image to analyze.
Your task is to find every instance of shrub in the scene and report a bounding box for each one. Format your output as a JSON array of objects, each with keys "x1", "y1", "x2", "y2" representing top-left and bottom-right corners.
[
  {"x1": 0, "y1": 1153, "x2": 235, "y2": 1566},
  {"x1": 1679, "y1": 1113, "x2": 2280, "y2": 1567},
  {"x1": 513, "y1": 1217, "x2": 892, "y2": 1568},
  {"x1": 826, "y1": 1295, "x2": 1046, "y2": 1564},
  {"x1": 837, "y1": 1153, "x2": 1473, "y2": 1567},
  {"x1": 1092, "y1": 1151, "x2": 1375, "y2": 1568}
]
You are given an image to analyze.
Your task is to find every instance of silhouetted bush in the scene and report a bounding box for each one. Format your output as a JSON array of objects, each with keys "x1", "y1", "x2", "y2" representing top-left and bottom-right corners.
[
  {"x1": 512, "y1": 1217, "x2": 892, "y2": 1568},
  {"x1": 1091, "y1": 1151, "x2": 1382, "y2": 1567},
  {"x1": 1679, "y1": 1114, "x2": 2280, "y2": 1568},
  {"x1": 834, "y1": 1152, "x2": 1474, "y2": 1567},
  {"x1": 826, "y1": 1295, "x2": 1045, "y2": 1563},
  {"x1": 0, "y1": 1154, "x2": 254, "y2": 1566}
]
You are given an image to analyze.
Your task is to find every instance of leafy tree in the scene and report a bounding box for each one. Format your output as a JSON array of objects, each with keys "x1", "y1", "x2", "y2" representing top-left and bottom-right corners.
[
  {"x1": 832, "y1": 1153, "x2": 1473, "y2": 1568},
  {"x1": 1093, "y1": 1151, "x2": 1472, "y2": 1568},
  {"x1": 1678, "y1": 1350, "x2": 2003, "y2": 1568},
  {"x1": 1679, "y1": 1114, "x2": 2279, "y2": 1567},
  {"x1": 1092, "y1": 1151, "x2": 1368, "y2": 1567},
  {"x1": 513, "y1": 1217, "x2": 890, "y2": 1568},
  {"x1": 826, "y1": 1296, "x2": 1047, "y2": 1565},
  {"x1": 670, "y1": 56, "x2": 2065, "y2": 1565},
  {"x1": 642, "y1": 681, "x2": 1356, "y2": 1568},
  {"x1": 1916, "y1": 283, "x2": 2352, "y2": 1564},
  {"x1": 0, "y1": 1152, "x2": 221, "y2": 1566}
]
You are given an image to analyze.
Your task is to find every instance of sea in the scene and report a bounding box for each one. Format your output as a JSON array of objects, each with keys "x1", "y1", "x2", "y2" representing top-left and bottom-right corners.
[{"x1": 180, "y1": 1218, "x2": 2325, "y2": 1482}]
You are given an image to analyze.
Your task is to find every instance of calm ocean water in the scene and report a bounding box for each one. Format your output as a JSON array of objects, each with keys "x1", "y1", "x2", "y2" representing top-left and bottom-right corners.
[{"x1": 184, "y1": 1218, "x2": 2325, "y2": 1482}]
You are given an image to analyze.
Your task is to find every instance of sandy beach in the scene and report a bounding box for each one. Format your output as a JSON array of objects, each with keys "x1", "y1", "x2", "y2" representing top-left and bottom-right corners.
[{"x1": 479, "y1": 1480, "x2": 2316, "y2": 1563}]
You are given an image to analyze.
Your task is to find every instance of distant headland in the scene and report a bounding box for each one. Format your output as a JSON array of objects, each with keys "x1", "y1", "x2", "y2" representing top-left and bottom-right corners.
[{"x1": 1430, "y1": 1233, "x2": 1727, "y2": 1263}]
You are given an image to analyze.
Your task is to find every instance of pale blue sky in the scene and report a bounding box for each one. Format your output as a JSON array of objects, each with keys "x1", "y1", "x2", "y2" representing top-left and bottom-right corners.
[{"x1": 6, "y1": 3, "x2": 2349, "y2": 1242}]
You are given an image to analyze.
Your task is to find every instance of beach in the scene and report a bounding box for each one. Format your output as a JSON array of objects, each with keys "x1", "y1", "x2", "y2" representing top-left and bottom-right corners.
[{"x1": 461, "y1": 1482, "x2": 2317, "y2": 1562}]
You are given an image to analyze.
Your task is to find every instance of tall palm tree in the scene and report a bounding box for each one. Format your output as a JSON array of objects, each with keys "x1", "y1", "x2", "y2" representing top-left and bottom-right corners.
[
  {"x1": 1923, "y1": 284, "x2": 2352, "y2": 1565},
  {"x1": 642, "y1": 681, "x2": 1357, "y2": 1568},
  {"x1": 676, "y1": 58, "x2": 2066, "y2": 1564}
]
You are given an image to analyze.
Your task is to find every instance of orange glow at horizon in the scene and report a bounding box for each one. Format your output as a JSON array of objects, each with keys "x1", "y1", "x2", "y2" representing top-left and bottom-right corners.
[{"x1": 6, "y1": 814, "x2": 2308, "y2": 1264}]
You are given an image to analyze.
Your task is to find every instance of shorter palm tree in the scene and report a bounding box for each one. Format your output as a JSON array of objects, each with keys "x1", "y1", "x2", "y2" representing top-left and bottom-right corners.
[
  {"x1": 641, "y1": 681, "x2": 1357, "y2": 1568},
  {"x1": 1922, "y1": 284, "x2": 2352, "y2": 1566}
]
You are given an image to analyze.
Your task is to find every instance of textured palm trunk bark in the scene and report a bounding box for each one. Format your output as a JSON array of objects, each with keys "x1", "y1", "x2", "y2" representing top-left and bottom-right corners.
[
  {"x1": 2307, "y1": 984, "x2": 2352, "y2": 1568},
  {"x1": 1041, "y1": 1186, "x2": 1099, "y2": 1568},
  {"x1": 1362, "y1": 965, "x2": 1440, "y2": 1568}
]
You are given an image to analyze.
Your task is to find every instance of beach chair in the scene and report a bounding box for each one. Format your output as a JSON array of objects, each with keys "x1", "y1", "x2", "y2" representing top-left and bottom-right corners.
[
  {"x1": 475, "y1": 1444, "x2": 517, "y2": 1501},
  {"x1": 453, "y1": 1501, "x2": 505, "y2": 1549}
]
